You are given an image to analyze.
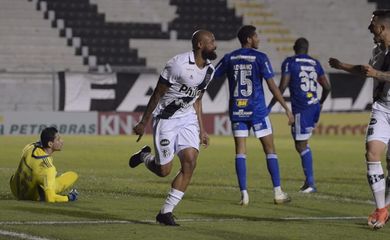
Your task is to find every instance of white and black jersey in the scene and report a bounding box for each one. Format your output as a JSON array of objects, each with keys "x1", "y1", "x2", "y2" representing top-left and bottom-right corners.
[
  {"x1": 370, "y1": 44, "x2": 390, "y2": 112},
  {"x1": 153, "y1": 51, "x2": 215, "y2": 119}
]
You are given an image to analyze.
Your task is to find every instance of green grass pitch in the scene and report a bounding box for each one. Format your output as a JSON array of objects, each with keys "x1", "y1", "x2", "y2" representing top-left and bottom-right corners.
[{"x1": 0, "y1": 131, "x2": 389, "y2": 239}]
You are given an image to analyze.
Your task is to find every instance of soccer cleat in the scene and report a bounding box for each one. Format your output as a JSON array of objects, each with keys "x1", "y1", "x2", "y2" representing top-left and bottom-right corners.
[
  {"x1": 299, "y1": 183, "x2": 317, "y2": 193},
  {"x1": 129, "y1": 145, "x2": 151, "y2": 168},
  {"x1": 239, "y1": 191, "x2": 249, "y2": 206},
  {"x1": 368, "y1": 209, "x2": 377, "y2": 228},
  {"x1": 156, "y1": 212, "x2": 180, "y2": 226},
  {"x1": 368, "y1": 208, "x2": 389, "y2": 229},
  {"x1": 274, "y1": 191, "x2": 291, "y2": 204},
  {"x1": 368, "y1": 206, "x2": 390, "y2": 228}
]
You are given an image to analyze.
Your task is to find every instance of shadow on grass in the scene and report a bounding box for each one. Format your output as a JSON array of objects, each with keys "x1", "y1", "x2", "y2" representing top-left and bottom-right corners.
[
  {"x1": 8, "y1": 206, "x2": 155, "y2": 226},
  {"x1": 188, "y1": 211, "x2": 287, "y2": 223}
]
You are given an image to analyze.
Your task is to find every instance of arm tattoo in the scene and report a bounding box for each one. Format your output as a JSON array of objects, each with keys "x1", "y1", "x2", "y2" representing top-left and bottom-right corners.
[{"x1": 375, "y1": 71, "x2": 390, "y2": 82}]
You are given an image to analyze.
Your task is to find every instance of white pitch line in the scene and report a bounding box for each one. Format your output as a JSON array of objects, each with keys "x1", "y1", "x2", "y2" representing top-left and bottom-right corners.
[
  {"x1": 0, "y1": 229, "x2": 55, "y2": 240},
  {"x1": 281, "y1": 216, "x2": 366, "y2": 220},
  {"x1": 0, "y1": 216, "x2": 367, "y2": 226}
]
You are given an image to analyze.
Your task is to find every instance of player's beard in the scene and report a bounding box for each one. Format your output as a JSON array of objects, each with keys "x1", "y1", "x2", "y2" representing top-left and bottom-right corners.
[{"x1": 202, "y1": 49, "x2": 217, "y2": 61}]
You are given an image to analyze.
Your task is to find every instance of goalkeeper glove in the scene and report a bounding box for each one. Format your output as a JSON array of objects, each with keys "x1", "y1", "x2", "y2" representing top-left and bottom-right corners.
[{"x1": 67, "y1": 188, "x2": 79, "y2": 202}]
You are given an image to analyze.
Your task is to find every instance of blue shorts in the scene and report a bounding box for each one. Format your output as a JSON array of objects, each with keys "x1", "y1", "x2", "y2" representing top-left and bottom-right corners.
[
  {"x1": 232, "y1": 116, "x2": 273, "y2": 138},
  {"x1": 292, "y1": 105, "x2": 320, "y2": 141}
]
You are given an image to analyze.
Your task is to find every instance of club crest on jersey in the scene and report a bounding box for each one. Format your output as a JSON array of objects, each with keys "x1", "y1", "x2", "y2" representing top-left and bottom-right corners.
[
  {"x1": 160, "y1": 139, "x2": 170, "y2": 146},
  {"x1": 174, "y1": 99, "x2": 190, "y2": 108},
  {"x1": 236, "y1": 99, "x2": 248, "y2": 107}
]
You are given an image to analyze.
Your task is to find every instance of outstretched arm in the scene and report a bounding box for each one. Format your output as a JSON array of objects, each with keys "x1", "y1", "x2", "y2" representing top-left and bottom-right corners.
[
  {"x1": 361, "y1": 65, "x2": 390, "y2": 82},
  {"x1": 133, "y1": 80, "x2": 169, "y2": 142},
  {"x1": 328, "y1": 57, "x2": 366, "y2": 76},
  {"x1": 329, "y1": 58, "x2": 390, "y2": 82}
]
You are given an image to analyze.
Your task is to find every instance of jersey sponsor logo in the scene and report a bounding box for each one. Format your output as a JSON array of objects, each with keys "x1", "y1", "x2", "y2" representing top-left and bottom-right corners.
[
  {"x1": 296, "y1": 58, "x2": 316, "y2": 65},
  {"x1": 179, "y1": 84, "x2": 202, "y2": 97},
  {"x1": 160, "y1": 139, "x2": 170, "y2": 146},
  {"x1": 369, "y1": 118, "x2": 377, "y2": 125},
  {"x1": 236, "y1": 99, "x2": 248, "y2": 107},
  {"x1": 232, "y1": 109, "x2": 253, "y2": 117},
  {"x1": 230, "y1": 55, "x2": 256, "y2": 62}
]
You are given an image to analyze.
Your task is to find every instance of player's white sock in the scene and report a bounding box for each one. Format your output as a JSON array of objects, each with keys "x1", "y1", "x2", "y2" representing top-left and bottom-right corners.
[
  {"x1": 161, "y1": 188, "x2": 184, "y2": 214},
  {"x1": 240, "y1": 190, "x2": 249, "y2": 205},
  {"x1": 367, "y1": 161, "x2": 386, "y2": 209},
  {"x1": 273, "y1": 186, "x2": 282, "y2": 195}
]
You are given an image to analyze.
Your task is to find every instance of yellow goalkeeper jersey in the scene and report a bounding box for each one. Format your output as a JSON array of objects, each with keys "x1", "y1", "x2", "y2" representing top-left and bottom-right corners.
[{"x1": 10, "y1": 142, "x2": 69, "y2": 202}]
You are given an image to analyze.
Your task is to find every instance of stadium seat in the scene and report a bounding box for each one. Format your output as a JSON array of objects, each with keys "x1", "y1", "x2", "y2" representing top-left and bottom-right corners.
[
  {"x1": 37, "y1": 0, "x2": 172, "y2": 69},
  {"x1": 168, "y1": 0, "x2": 242, "y2": 40}
]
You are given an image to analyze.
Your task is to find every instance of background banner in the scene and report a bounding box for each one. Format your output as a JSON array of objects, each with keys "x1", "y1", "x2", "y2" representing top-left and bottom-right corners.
[
  {"x1": 58, "y1": 72, "x2": 229, "y2": 113},
  {"x1": 0, "y1": 111, "x2": 368, "y2": 136},
  {"x1": 0, "y1": 112, "x2": 97, "y2": 135},
  {"x1": 58, "y1": 72, "x2": 372, "y2": 113}
]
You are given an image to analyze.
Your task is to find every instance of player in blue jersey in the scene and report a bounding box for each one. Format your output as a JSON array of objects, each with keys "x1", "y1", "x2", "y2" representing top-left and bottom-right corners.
[
  {"x1": 214, "y1": 25, "x2": 294, "y2": 205},
  {"x1": 269, "y1": 38, "x2": 331, "y2": 193}
]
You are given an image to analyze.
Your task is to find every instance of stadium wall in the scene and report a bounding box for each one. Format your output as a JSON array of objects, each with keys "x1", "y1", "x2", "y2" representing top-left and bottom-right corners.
[{"x1": 0, "y1": 111, "x2": 369, "y2": 136}]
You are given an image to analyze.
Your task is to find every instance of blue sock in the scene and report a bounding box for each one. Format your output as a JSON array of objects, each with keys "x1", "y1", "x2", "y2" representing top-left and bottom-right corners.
[
  {"x1": 266, "y1": 154, "x2": 281, "y2": 187},
  {"x1": 300, "y1": 147, "x2": 314, "y2": 186},
  {"x1": 235, "y1": 154, "x2": 247, "y2": 191}
]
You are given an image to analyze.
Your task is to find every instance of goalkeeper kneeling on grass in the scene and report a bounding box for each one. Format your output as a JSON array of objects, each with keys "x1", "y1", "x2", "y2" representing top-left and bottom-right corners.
[{"x1": 9, "y1": 127, "x2": 79, "y2": 202}]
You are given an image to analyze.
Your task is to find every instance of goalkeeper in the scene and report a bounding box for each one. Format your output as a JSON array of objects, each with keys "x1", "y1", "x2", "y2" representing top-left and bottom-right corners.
[{"x1": 10, "y1": 127, "x2": 79, "y2": 202}]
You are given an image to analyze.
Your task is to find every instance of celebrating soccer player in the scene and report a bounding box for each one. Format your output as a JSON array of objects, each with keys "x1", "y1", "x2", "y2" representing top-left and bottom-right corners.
[{"x1": 129, "y1": 30, "x2": 217, "y2": 226}]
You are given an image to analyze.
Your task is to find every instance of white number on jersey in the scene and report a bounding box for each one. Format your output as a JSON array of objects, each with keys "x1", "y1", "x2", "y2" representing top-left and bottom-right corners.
[
  {"x1": 299, "y1": 66, "x2": 317, "y2": 92},
  {"x1": 233, "y1": 65, "x2": 253, "y2": 97}
]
